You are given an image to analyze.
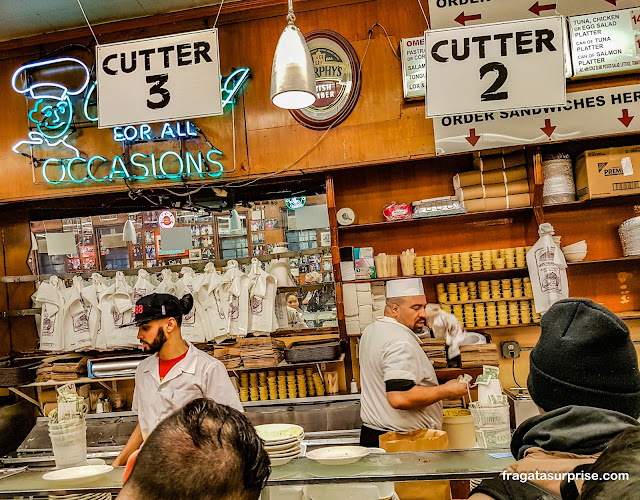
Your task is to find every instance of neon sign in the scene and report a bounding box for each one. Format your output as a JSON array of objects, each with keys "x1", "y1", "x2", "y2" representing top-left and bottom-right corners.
[{"x1": 11, "y1": 55, "x2": 251, "y2": 185}]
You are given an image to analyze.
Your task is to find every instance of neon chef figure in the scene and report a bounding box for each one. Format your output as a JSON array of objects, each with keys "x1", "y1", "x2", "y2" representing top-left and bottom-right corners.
[{"x1": 12, "y1": 58, "x2": 90, "y2": 157}]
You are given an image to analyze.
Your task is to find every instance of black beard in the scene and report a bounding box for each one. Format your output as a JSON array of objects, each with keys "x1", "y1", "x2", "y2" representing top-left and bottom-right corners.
[{"x1": 143, "y1": 327, "x2": 167, "y2": 354}]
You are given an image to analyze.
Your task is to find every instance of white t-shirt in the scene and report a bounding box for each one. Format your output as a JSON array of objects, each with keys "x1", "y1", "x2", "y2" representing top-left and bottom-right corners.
[
  {"x1": 360, "y1": 316, "x2": 443, "y2": 432},
  {"x1": 132, "y1": 342, "x2": 243, "y2": 439}
]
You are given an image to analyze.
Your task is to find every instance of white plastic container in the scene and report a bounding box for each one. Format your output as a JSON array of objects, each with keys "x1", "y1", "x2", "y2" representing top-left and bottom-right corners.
[
  {"x1": 49, "y1": 420, "x2": 88, "y2": 469},
  {"x1": 442, "y1": 412, "x2": 477, "y2": 450}
]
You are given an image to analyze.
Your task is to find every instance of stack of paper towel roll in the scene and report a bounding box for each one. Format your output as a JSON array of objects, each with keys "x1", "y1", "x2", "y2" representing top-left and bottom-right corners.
[
  {"x1": 453, "y1": 154, "x2": 531, "y2": 213},
  {"x1": 343, "y1": 281, "x2": 386, "y2": 335}
]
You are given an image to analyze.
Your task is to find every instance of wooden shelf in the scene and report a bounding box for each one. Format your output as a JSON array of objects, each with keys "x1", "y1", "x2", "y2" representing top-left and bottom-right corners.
[
  {"x1": 21, "y1": 376, "x2": 135, "y2": 388},
  {"x1": 337, "y1": 207, "x2": 533, "y2": 231},
  {"x1": 566, "y1": 256, "x2": 640, "y2": 267},
  {"x1": 542, "y1": 193, "x2": 640, "y2": 212},
  {"x1": 346, "y1": 268, "x2": 529, "y2": 284},
  {"x1": 440, "y1": 297, "x2": 533, "y2": 306}
]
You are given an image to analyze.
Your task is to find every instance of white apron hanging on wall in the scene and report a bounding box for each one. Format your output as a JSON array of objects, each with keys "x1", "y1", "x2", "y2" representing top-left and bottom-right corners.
[
  {"x1": 247, "y1": 258, "x2": 278, "y2": 334},
  {"x1": 99, "y1": 272, "x2": 137, "y2": 347},
  {"x1": 225, "y1": 260, "x2": 250, "y2": 337},
  {"x1": 174, "y1": 267, "x2": 206, "y2": 343},
  {"x1": 82, "y1": 273, "x2": 107, "y2": 349},
  {"x1": 34, "y1": 276, "x2": 66, "y2": 351},
  {"x1": 62, "y1": 276, "x2": 93, "y2": 351}
]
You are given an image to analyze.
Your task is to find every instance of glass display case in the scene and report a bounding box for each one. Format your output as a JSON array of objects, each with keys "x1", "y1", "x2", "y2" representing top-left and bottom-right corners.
[{"x1": 0, "y1": 449, "x2": 513, "y2": 498}]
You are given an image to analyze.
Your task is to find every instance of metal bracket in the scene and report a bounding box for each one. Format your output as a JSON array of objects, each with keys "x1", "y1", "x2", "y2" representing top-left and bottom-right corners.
[{"x1": 8, "y1": 387, "x2": 44, "y2": 415}]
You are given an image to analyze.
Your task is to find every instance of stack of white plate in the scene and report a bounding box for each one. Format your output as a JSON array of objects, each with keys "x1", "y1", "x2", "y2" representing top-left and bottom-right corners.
[{"x1": 255, "y1": 424, "x2": 305, "y2": 467}]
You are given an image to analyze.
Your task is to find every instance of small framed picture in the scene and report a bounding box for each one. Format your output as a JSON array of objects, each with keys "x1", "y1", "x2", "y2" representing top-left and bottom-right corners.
[
  {"x1": 320, "y1": 231, "x2": 331, "y2": 247},
  {"x1": 189, "y1": 249, "x2": 202, "y2": 261},
  {"x1": 251, "y1": 233, "x2": 265, "y2": 244},
  {"x1": 250, "y1": 220, "x2": 264, "y2": 232}
]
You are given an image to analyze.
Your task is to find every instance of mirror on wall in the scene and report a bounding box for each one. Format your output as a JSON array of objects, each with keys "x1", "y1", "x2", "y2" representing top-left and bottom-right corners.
[{"x1": 29, "y1": 194, "x2": 336, "y2": 330}]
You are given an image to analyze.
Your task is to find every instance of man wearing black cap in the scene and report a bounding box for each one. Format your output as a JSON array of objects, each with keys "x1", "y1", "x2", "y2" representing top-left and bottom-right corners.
[
  {"x1": 112, "y1": 293, "x2": 242, "y2": 467},
  {"x1": 470, "y1": 298, "x2": 640, "y2": 499}
]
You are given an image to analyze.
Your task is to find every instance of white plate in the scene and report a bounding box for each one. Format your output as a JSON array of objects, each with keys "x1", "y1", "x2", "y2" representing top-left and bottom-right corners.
[
  {"x1": 305, "y1": 446, "x2": 371, "y2": 465},
  {"x1": 42, "y1": 465, "x2": 114, "y2": 484},
  {"x1": 270, "y1": 454, "x2": 299, "y2": 467},
  {"x1": 268, "y1": 447, "x2": 301, "y2": 458},
  {"x1": 255, "y1": 424, "x2": 304, "y2": 443},
  {"x1": 264, "y1": 441, "x2": 301, "y2": 452}
]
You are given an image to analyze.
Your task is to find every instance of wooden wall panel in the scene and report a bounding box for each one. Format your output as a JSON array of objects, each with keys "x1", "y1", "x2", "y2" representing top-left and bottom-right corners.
[
  {"x1": 0, "y1": 0, "x2": 437, "y2": 203},
  {"x1": 1, "y1": 209, "x2": 38, "y2": 352}
]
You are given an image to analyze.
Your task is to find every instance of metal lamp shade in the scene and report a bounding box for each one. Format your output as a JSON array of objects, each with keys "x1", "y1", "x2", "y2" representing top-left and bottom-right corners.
[
  {"x1": 122, "y1": 219, "x2": 137, "y2": 243},
  {"x1": 270, "y1": 24, "x2": 317, "y2": 109}
]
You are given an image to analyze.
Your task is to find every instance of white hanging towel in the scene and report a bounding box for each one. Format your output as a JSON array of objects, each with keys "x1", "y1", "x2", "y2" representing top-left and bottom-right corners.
[
  {"x1": 247, "y1": 259, "x2": 278, "y2": 334},
  {"x1": 526, "y1": 223, "x2": 569, "y2": 315},
  {"x1": 225, "y1": 260, "x2": 250, "y2": 338},
  {"x1": 34, "y1": 276, "x2": 66, "y2": 351},
  {"x1": 62, "y1": 276, "x2": 93, "y2": 351},
  {"x1": 82, "y1": 273, "x2": 107, "y2": 349},
  {"x1": 99, "y1": 272, "x2": 137, "y2": 347},
  {"x1": 199, "y1": 265, "x2": 231, "y2": 343},
  {"x1": 174, "y1": 267, "x2": 207, "y2": 343}
]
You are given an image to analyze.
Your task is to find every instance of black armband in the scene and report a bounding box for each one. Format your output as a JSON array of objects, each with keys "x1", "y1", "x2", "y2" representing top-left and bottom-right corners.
[{"x1": 385, "y1": 379, "x2": 416, "y2": 392}]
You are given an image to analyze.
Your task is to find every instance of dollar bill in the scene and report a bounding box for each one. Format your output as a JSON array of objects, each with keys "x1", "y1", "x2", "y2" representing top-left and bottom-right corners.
[
  {"x1": 483, "y1": 365, "x2": 500, "y2": 378},
  {"x1": 475, "y1": 374, "x2": 494, "y2": 386},
  {"x1": 488, "y1": 395, "x2": 508, "y2": 406}
]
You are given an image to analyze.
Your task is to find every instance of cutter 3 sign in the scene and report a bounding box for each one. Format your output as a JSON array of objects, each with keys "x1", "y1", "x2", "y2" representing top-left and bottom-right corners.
[
  {"x1": 425, "y1": 17, "x2": 566, "y2": 117},
  {"x1": 97, "y1": 29, "x2": 223, "y2": 128}
]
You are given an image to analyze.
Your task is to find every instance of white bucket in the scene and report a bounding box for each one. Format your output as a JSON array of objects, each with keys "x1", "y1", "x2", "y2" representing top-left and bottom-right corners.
[
  {"x1": 442, "y1": 413, "x2": 477, "y2": 449},
  {"x1": 49, "y1": 420, "x2": 88, "y2": 469}
]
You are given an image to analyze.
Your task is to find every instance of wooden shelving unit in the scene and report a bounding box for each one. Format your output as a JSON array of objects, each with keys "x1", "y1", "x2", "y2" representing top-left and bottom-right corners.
[{"x1": 337, "y1": 207, "x2": 533, "y2": 232}]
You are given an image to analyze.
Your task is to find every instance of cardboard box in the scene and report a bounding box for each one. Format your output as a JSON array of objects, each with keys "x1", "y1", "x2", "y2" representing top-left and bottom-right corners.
[{"x1": 575, "y1": 146, "x2": 640, "y2": 201}]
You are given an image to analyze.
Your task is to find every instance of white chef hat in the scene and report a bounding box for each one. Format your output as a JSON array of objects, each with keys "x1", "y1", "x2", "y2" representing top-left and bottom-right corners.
[
  {"x1": 386, "y1": 278, "x2": 424, "y2": 298},
  {"x1": 12, "y1": 57, "x2": 90, "y2": 100}
]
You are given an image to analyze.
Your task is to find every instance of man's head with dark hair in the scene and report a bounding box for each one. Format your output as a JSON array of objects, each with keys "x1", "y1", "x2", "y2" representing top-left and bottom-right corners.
[
  {"x1": 578, "y1": 426, "x2": 640, "y2": 499},
  {"x1": 118, "y1": 398, "x2": 270, "y2": 500}
]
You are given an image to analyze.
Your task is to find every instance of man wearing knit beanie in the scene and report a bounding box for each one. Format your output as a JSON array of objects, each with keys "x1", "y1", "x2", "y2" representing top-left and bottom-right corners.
[{"x1": 470, "y1": 299, "x2": 640, "y2": 500}]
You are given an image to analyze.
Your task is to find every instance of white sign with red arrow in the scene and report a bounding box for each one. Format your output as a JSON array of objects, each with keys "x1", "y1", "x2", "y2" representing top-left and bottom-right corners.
[
  {"x1": 425, "y1": 17, "x2": 566, "y2": 117},
  {"x1": 432, "y1": 83, "x2": 640, "y2": 154},
  {"x1": 427, "y1": 0, "x2": 561, "y2": 30},
  {"x1": 427, "y1": 0, "x2": 640, "y2": 30}
]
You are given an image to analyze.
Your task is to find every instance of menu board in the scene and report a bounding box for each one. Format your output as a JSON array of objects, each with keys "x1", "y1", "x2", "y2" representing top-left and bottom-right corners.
[
  {"x1": 570, "y1": 8, "x2": 640, "y2": 78},
  {"x1": 400, "y1": 37, "x2": 426, "y2": 100}
]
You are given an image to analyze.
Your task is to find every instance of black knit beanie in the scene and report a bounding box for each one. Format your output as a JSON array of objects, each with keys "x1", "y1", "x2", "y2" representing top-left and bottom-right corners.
[{"x1": 528, "y1": 298, "x2": 640, "y2": 419}]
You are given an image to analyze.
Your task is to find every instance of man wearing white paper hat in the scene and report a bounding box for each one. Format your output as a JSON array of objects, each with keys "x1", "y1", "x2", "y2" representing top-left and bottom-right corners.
[{"x1": 359, "y1": 278, "x2": 469, "y2": 447}]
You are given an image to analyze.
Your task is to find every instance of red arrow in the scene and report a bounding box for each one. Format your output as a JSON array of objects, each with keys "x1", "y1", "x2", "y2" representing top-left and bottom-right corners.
[
  {"x1": 541, "y1": 119, "x2": 556, "y2": 138},
  {"x1": 618, "y1": 109, "x2": 634, "y2": 127},
  {"x1": 529, "y1": 2, "x2": 557, "y2": 15},
  {"x1": 466, "y1": 128, "x2": 481, "y2": 147},
  {"x1": 605, "y1": 0, "x2": 618, "y2": 5},
  {"x1": 455, "y1": 12, "x2": 482, "y2": 26}
]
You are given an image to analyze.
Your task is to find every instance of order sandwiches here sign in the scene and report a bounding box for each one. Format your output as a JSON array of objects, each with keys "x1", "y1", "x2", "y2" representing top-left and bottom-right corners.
[
  {"x1": 425, "y1": 17, "x2": 567, "y2": 117},
  {"x1": 97, "y1": 29, "x2": 223, "y2": 128}
]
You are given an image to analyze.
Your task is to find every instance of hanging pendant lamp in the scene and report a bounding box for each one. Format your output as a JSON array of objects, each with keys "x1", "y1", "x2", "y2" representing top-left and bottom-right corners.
[
  {"x1": 270, "y1": 0, "x2": 317, "y2": 109},
  {"x1": 123, "y1": 218, "x2": 136, "y2": 243}
]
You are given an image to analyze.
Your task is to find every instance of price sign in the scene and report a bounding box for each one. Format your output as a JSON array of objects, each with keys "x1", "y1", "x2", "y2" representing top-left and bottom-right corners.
[
  {"x1": 570, "y1": 8, "x2": 640, "y2": 78},
  {"x1": 97, "y1": 29, "x2": 222, "y2": 128},
  {"x1": 425, "y1": 17, "x2": 566, "y2": 117}
]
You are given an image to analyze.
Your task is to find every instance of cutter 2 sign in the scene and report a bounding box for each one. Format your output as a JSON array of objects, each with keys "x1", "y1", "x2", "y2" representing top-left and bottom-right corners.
[
  {"x1": 425, "y1": 17, "x2": 566, "y2": 117},
  {"x1": 97, "y1": 29, "x2": 222, "y2": 128}
]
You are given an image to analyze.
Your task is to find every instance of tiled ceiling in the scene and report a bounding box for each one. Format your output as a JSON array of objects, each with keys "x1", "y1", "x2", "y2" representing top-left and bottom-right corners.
[{"x1": 0, "y1": 0, "x2": 238, "y2": 42}]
